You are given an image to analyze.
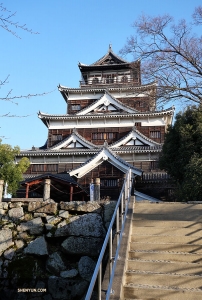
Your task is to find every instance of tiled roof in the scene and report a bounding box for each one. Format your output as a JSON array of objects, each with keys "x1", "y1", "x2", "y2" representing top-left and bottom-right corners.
[
  {"x1": 69, "y1": 146, "x2": 142, "y2": 177},
  {"x1": 21, "y1": 173, "x2": 77, "y2": 185},
  {"x1": 38, "y1": 106, "x2": 175, "y2": 121},
  {"x1": 49, "y1": 128, "x2": 98, "y2": 150},
  {"x1": 110, "y1": 127, "x2": 162, "y2": 148},
  {"x1": 58, "y1": 82, "x2": 157, "y2": 93},
  {"x1": 78, "y1": 46, "x2": 129, "y2": 67},
  {"x1": 76, "y1": 90, "x2": 139, "y2": 115},
  {"x1": 19, "y1": 145, "x2": 162, "y2": 157}
]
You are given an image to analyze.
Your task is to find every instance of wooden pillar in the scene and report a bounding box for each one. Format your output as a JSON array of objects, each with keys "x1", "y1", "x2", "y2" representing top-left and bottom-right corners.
[
  {"x1": 70, "y1": 185, "x2": 73, "y2": 202},
  {"x1": 94, "y1": 178, "x2": 100, "y2": 201},
  {"x1": 43, "y1": 179, "x2": 51, "y2": 201},
  {"x1": 25, "y1": 183, "x2": 29, "y2": 198},
  {"x1": 0, "y1": 180, "x2": 4, "y2": 202}
]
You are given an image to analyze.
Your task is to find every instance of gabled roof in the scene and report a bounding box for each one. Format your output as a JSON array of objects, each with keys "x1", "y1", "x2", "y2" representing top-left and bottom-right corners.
[
  {"x1": 69, "y1": 145, "x2": 142, "y2": 178},
  {"x1": 110, "y1": 127, "x2": 162, "y2": 148},
  {"x1": 21, "y1": 173, "x2": 77, "y2": 185},
  {"x1": 78, "y1": 45, "x2": 129, "y2": 68},
  {"x1": 76, "y1": 90, "x2": 139, "y2": 115},
  {"x1": 49, "y1": 128, "x2": 98, "y2": 150}
]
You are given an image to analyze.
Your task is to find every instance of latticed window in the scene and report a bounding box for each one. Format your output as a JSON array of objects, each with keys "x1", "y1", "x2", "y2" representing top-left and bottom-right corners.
[
  {"x1": 151, "y1": 161, "x2": 159, "y2": 170},
  {"x1": 71, "y1": 104, "x2": 81, "y2": 111},
  {"x1": 31, "y1": 164, "x2": 58, "y2": 172},
  {"x1": 51, "y1": 134, "x2": 62, "y2": 141},
  {"x1": 92, "y1": 77, "x2": 99, "y2": 84},
  {"x1": 121, "y1": 75, "x2": 128, "y2": 83},
  {"x1": 150, "y1": 131, "x2": 161, "y2": 138},
  {"x1": 100, "y1": 179, "x2": 118, "y2": 187},
  {"x1": 92, "y1": 132, "x2": 116, "y2": 140}
]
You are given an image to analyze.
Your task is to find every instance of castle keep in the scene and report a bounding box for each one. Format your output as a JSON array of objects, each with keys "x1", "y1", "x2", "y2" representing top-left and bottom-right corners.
[{"x1": 16, "y1": 46, "x2": 174, "y2": 200}]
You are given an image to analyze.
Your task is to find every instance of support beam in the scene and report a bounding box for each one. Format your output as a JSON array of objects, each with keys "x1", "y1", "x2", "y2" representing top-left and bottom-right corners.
[
  {"x1": 25, "y1": 184, "x2": 29, "y2": 199},
  {"x1": 43, "y1": 179, "x2": 51, "y2": 201},
  {"x1": 94, "y1": 178, "x2": 100, "y2": 201},
  {"x1": 70, "y1": 185, "x2": 73, "y2": 202},
  {"x1": 0, "y1": 180, "x2": 4, "y2": 202}
]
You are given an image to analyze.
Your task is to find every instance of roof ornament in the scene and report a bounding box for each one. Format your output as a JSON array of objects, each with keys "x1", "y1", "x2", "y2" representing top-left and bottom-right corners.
[
  {"x1": 103, "y1": 140, "x2": 108, "y2": 148},
  {"x1": 132, "y1": 125, "x2": 137, "y2": 131},
  {"x1": 108, "y1": 44, "x2": 112, "y2": 52}
]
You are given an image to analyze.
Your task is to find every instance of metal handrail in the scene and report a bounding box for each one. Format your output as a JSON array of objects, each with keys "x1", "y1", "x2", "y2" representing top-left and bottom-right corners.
[{"x1": 85, "y1": 169, "x2": 132, "y2": 300}]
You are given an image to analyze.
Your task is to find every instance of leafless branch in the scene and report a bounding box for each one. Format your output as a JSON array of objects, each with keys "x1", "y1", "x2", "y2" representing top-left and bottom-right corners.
[
  {"x1": 193, "y1": 6, "x2": 202, "y2": 25},
  {"x1": 120, "y1": 9, "x2": 202, "y2": 106},
  {"x1": 0, "y1": 3, "x2": 39, "y2": 38}
]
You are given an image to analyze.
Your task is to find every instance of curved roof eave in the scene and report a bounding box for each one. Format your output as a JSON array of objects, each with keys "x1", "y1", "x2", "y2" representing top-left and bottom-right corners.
[
  {"x1": 58, "y1": 81, "x2": 157, "y2": 93},
  {"x1": 38, "y1": 106, "x2": 175, "y2": 120}
]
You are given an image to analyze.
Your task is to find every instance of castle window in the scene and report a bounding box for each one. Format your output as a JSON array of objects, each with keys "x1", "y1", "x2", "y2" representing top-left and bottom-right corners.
[
  {"x1": 106, "y1": 74, "x2": 114, "y2": 84},
  {"x1": 92, "y1": 132, "x2": 116, "y2": 140},
  {"x1": 92, "y1": 77, "x2": 99, "y2": 84},
  {"x1": 151, "y1": 161, "x2": 159, "y2": 170},
  {"x1": 51, "y1": 134, "x2": 62, "y2": 141},
  {"x1": 31, "y1": 164, "x2": 58, "y2": 173},
  {"x1": 150, "y1": 131, "x2": 161, "y2": 139},
  {"x1": 101, "y1": 179, "x2": 118, "y2": 187},
  {"x1": 121, "y1": 75, "x2": 128, "y2": 83},
  {"x1": 133, "y1": 69, "x2": 138, "y2": 79},
  {"x1": 71, "y1": 104, "x2": 81, "y2": 111}
]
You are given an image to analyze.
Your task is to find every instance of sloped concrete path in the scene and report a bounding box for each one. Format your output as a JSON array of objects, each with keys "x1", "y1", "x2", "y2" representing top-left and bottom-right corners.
[{"x1": 123, "y1": 202, "x2": 202, "y2": 300}]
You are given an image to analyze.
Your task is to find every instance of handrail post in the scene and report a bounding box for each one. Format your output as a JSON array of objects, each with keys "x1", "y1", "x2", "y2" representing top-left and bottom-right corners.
[
  {"x1": 116, "y1": 207, "x2": 119, "y2": 247},
  {"x1": 109, "y1": 229, "x2": 113, "y2": 278},
  {"x1": 98, "y1": 264, "x2": 102, "y2": 300},
  {"x1": 121, "y1": 193, "x2": 124, "y2": 225}
]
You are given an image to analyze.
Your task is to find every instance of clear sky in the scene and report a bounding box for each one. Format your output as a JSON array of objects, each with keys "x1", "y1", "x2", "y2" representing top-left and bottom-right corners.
[{"x1": 1, "y1": 0, "x2": 201, "y2": 149}]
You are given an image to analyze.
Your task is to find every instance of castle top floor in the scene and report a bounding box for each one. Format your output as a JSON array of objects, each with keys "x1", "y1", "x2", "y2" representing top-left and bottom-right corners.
[{"x1": 78, "y1": 45, "x2": 141, "y2": 88}]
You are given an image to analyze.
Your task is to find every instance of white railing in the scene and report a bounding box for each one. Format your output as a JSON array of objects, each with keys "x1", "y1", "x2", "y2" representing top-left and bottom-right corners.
[{"x1": 85, "y1": 169, "x2": 133, "y2": 300}]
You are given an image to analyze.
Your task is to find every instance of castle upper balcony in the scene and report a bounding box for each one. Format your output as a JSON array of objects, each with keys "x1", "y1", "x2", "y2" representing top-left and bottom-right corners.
[{"x1": 79, "y1": 76, "x2": 140, "y2": 88}]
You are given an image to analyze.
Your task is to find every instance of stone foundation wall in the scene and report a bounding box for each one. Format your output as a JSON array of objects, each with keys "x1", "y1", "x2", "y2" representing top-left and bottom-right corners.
[{"x1": 0, "y1": 199, "x2": 116, "y2": 300}]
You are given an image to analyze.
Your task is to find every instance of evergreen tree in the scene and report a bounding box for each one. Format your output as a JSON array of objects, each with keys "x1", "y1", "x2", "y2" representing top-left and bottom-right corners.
[
  {"x1": 159, "y1": 106, "x2": 202, "y2": 201},
  {"x1": 0, "y1": 141, "x2": 29, "y2": 195}
]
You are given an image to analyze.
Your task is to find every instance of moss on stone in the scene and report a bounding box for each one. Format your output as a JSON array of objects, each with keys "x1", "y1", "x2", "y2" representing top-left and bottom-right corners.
[{"x1": 7, "y1": 256, "x2": 46, "y2": 284}]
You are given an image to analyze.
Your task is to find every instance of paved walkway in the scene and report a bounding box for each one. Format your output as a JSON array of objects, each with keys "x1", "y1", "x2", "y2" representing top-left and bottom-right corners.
[{"x1": 123, "y1": 202, "x2": 202, "y2": 299}]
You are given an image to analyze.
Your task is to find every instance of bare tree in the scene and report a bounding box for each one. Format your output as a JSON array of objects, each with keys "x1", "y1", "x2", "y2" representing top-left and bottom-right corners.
[
  {"x1": 120, "y1": 6, "x2": 202, "y2": 107},
  {"x1": 193, "y1": 6, "x2": 202, "y2": 25}
]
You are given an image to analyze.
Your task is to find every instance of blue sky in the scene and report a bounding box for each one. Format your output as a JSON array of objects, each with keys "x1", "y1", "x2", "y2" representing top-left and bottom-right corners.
[{"x1": 1, "y1": 0, "x2": 201, "y2": 149}]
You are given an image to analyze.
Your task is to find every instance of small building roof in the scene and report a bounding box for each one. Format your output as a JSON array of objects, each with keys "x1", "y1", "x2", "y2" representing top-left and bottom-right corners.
[{"x1": 69, "y1": 146, "x2": 142, "y2": 178}]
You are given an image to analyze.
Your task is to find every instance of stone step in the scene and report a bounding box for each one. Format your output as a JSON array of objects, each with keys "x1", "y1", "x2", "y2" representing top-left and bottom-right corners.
[
  {"x1": 130, "y1": 242, "x2": 202, "y2": 253},
  {"x1": 132, "y1": 226, "x2": 202, "y2": 237},
  {"x1": 127, "y1": 258, "x2": 202, "y2": 275},
  {"x1": 133, "y1": 203, "x2": 202, "y2": 214},
  {"x1": 131, "y1": 234, "x2": 202, "y2": 245},
  {"x1": 133, "y1": 213, "x2": 202, "y2": 221},
  {"x1": 133, "y1": 219, "x2": 202, "y2": 229},
  {"x1": 123, "y1": 283, "x2": 202, "y2": 300},
  {"x1": 125, "y1": 270, "x2": 202, "y2": 289},
  {"x1": 128, "y1": 250, "x2": 202, "y2": 263}
]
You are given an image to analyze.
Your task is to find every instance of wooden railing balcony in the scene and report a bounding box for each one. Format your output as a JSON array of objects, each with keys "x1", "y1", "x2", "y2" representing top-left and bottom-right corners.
[
  {"x1": 80, "y1": 78, "x2": 140, "y2": 88},
  {"x1": 141, "y1": 172, "x2": 171, "y2": 182}
]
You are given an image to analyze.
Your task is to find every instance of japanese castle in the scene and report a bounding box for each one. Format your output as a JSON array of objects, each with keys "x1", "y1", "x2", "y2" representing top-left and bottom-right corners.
[{"x1": 16, "y1": 46, "x2": 174, "y2": 201}]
